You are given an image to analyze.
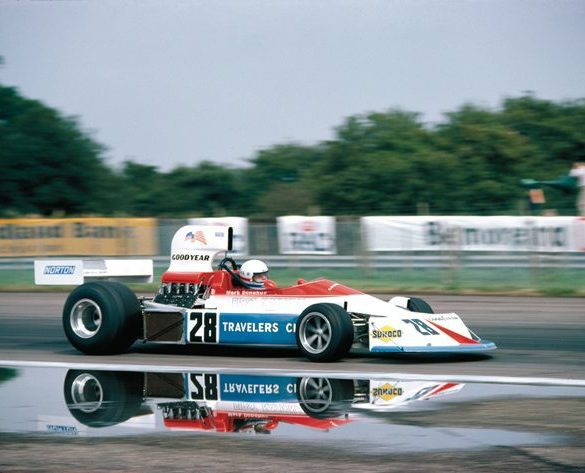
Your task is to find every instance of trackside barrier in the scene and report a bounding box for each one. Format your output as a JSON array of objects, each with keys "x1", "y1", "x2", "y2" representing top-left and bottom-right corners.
[{"x1": 3, "y1": 253, "x2": 585, "y2": 272}]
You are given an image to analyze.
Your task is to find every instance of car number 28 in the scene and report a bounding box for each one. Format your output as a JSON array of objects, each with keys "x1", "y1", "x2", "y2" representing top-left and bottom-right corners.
[{"x1": 188, "y1": 311, "x2": 219, "y2": 343}]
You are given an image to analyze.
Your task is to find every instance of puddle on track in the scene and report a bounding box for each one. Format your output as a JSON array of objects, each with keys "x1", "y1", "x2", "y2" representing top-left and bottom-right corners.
[{"x1": 0, "y1": 365, "x2": 581, "y2": 454}]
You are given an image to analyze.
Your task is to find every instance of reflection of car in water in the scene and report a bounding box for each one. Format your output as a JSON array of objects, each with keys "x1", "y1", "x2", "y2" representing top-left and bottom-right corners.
[
  {"x1": 64, "y1": 371, "x2": 146, "y2": 428},
  {"x1": 37, "y1": 224, "x2": 495, "y2": 362},
  {"x1": 63, "y1": 369, "x2": 463, "y2": 434}
]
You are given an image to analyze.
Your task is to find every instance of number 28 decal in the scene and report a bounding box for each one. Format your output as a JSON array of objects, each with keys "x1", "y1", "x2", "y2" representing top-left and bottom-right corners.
[
  {"x1": 189, "y1": 311, "x2": 218, "y2": 343},
  {"x1": 402, "y1": 318, "x2": 440, "y2": 336},
  {"x1": 190, "y1": 373, "x2": 218, "y2": 401}
]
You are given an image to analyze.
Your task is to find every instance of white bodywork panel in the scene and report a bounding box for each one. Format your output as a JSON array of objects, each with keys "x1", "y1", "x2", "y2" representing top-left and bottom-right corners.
[{"x1": 203, "y1": 292, "x2": 479, "y2": 352}]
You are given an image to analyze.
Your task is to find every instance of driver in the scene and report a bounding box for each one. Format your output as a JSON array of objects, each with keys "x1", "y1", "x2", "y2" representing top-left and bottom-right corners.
[{"x1": 239, "y1": 259, "x2": 270, "y2": 290}]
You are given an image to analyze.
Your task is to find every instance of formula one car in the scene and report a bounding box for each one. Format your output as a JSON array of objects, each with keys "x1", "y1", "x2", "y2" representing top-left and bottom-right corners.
[{"x1": 35, "y1": 225, "x2": 496, "y2": 361}]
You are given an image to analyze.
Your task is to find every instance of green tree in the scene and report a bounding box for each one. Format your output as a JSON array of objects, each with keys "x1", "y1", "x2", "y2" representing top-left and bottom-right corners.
[
  {"x1": 2, "y1": 85, "x2": 583, "y2": 218},
  {"x1": 158, "y1": 161, "x2": 244, "y2": 216},
  {"x1": 244, "y1": 144, "x2": 322, "y2": 217},
  {"x1": 502, "y1": 95, "x2": 585, "y2": 170},
  {"x1": 116, "y1": 161, "x2": 164, "y2": 216},
  {"x1": 0, "y1": 84, "x2": 114, "y2": 216},
  {"x1": 314, "y1": 110, "x2": 439, "y2": 214},
  {"x1": 435, "y1": 103, "x2": 536, "y2": 213}
]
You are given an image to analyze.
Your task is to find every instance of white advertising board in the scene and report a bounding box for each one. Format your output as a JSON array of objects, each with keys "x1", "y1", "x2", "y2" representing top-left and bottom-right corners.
[
  {"x1": 277, "y1": 216, "x2": 336, "y2": 255},
  {"x1": 362, "y1": 216, "x2": 585, "y2": 252},
  {"x1": 188, "y1": 217, "x2": 249, "y2": 256},
  {"x1": 34, "y1": 260, "x2": 84, "y2": 285}
]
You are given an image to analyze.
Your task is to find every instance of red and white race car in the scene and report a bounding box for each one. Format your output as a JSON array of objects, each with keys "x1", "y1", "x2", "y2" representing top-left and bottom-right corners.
[{"x1": 35, "y1": 225, "x2": 496, "y2": 361}]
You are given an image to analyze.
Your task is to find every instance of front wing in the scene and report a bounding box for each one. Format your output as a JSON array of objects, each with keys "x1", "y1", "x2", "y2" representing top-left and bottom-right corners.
[{"x1": 368, "y1": 312, "x2": 496, "y2": 353}]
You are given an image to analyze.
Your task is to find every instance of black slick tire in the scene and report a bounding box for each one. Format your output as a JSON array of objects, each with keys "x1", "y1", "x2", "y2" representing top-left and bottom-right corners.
[
  {"x1": 406, "y1": 297, "x2": 434, "y2": 314},
  {"x1": 295, "y1": 303, "x2": 354, "y2": 362},
  {"x1": 62, "y1": 281, "x2": 141, "y2": 355}
]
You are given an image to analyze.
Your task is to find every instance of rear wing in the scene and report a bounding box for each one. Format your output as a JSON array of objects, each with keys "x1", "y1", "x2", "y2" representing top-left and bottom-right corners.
[{"x1": 34, "y1": 259, "x2": 153, "y2": 285}]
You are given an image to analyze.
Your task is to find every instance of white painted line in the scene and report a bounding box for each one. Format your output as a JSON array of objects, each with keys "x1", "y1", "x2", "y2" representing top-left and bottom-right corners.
[{"x1": 2, "y1": 359, "x2": 585, "y2": 387}]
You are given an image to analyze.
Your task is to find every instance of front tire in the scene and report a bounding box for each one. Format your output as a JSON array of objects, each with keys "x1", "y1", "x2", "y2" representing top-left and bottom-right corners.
[
  {"x1": 62, "y1": 281, "x2": 141, "y2": 355},
  {"x1": 295, "y1": 303, "x2": 354, "y2": 362},
  {"x1": 407, "y1": 297, "x2": 434, "y2": 314}
]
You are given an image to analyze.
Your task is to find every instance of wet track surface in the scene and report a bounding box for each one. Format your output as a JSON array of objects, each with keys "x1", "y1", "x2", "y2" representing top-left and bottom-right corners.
[{"x1": 0, "y1": 293, "x2": 584, "y2": 471}]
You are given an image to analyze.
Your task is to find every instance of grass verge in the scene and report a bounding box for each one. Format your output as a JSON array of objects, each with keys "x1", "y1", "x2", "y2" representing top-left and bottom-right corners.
[{"x1": 1, "y1": 266, "x2": 583, "y2": 296}]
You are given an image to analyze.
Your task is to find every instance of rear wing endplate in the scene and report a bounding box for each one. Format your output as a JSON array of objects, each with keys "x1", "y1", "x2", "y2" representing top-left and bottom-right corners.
[{"x1": 34, "y1": 259, "x2": 153, "y2": 285}]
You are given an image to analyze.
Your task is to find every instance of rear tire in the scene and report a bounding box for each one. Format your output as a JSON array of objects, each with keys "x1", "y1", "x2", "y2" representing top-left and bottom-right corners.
[
  {"x1": 62, "y1": 281, "x2": 141, "y2": 355},
  {"x1": 296, "y1": 303, "x2": 354, "y2": 362}
]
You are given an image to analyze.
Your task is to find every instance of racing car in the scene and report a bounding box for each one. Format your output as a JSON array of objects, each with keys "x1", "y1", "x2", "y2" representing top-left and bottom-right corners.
[{"x1": 35, "y1": 225, "x2": 496, "y2": 361}]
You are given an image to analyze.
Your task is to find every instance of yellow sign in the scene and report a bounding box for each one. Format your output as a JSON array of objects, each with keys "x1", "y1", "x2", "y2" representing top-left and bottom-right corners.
[
  {"x1": 0, "y1": 218, "x2": 158, "y2": 256},
  {"x1": 371, "y1": 325, "x2": 402, "y2": 343}
]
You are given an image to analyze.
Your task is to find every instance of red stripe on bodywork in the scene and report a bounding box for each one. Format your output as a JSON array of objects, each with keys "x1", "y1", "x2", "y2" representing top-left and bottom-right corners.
[
  {"x1": 428, "y1": 382, "x2": 460, "y2": 397},
  {"x1": 428, "y1": 321, "x2": 480, "y2": 344}
]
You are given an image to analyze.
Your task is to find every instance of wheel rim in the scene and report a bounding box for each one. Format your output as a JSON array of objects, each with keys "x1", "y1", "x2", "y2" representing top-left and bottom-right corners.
[
  {"x1": 70, "y1": 299, "x2": 102, "y2": 339},
  {"x1": 299, "y1": 312, "x2": 332, "y2": 354},
  {"x1": 70, "y1": 373, "x2": 103, "y2": 413},
  {"x1": 298, "y1": 377, "x2": 333, "y2": 414}
]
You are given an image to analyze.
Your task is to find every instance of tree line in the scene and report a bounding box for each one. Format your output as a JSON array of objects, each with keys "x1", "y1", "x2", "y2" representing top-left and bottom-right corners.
[{"x1": 1, "y1": 82, "x2": 584, "y2": 219}]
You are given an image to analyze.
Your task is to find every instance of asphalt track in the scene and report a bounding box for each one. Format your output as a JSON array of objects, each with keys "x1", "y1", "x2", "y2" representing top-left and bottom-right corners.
[
  {"x1": 0, "y1": 292, "x2": 583, "y2": 380},
  {"x1": 1, "y1": 292, "x2": 584, "y2": 472}
]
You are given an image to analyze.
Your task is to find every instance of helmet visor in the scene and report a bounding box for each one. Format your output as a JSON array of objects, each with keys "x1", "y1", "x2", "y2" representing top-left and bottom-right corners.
[{"x1": 252, "y1": 272, "x2": 269, "y2": 282}]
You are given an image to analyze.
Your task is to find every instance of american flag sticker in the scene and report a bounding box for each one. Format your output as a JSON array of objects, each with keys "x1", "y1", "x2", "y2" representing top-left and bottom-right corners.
[
  {"x1": 195, "y1": 231, "x2": 207, "y2": 245},
  {"x1": 185, "y1": 231, "x2": 207, "y2": 245}
]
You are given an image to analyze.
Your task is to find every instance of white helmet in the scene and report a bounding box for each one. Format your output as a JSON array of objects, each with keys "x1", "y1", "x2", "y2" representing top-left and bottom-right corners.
[{"x1": 239, "y1": 259, "x2": 269, "y2": 289}]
